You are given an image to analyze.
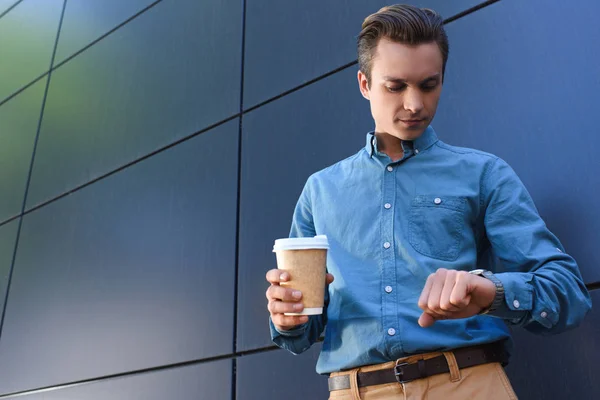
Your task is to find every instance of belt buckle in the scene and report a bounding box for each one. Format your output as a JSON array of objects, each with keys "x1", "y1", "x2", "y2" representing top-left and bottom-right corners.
[{"x1": 394, "y1": 360, "x2": 412, "y2": 384}]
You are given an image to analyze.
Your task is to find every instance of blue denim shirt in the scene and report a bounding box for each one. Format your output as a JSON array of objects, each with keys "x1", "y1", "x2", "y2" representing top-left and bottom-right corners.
[{"x1": 270, "y1": 126, "x2": 591, "y2": 374}]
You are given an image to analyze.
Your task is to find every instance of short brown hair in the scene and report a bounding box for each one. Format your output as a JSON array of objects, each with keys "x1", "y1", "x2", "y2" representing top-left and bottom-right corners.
[{"x1": 358, "y1": 4, "x2": 449, "y2": 86}]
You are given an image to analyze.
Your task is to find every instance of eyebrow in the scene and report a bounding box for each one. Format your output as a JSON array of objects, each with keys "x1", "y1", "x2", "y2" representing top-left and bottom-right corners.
[{"x1": 383, "y1": 73, "x2": 441, "y2": 84}]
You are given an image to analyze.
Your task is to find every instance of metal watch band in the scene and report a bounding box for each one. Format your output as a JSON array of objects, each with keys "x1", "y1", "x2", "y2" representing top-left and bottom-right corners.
[{"x1": 469, "y1": 269, "x2": 505, "y2": 314}]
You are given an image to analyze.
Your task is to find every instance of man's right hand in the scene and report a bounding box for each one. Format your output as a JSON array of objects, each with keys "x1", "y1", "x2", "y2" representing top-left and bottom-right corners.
[{"x1": 265, "y1": 269, "x2": 334, "y2": 331}]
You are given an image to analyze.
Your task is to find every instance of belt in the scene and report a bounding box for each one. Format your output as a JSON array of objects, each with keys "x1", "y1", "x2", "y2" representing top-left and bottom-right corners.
[{"x1": 328, "y1": 341, "x2": 507, "y2": 391}]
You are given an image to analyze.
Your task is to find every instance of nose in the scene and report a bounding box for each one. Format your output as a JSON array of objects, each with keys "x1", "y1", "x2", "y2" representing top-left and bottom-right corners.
[{"x1": 403, "y1": 88, "x2": 424, "y2": 114}]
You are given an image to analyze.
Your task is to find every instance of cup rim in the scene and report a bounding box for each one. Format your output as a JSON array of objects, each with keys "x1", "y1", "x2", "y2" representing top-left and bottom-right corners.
[{"x1": 273, "y1": 235, "x2": 329, "y2": 251}]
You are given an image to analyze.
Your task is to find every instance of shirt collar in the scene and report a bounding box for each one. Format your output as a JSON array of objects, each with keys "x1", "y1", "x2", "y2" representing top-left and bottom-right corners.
[{"x1": 365, "y1": 125, "x2": 439, "y2": 158}]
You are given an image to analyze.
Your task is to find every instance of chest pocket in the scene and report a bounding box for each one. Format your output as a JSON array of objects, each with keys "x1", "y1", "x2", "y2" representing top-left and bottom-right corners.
[{"x1": 408, "y1": 195, "x2": 467, "y2": 261}]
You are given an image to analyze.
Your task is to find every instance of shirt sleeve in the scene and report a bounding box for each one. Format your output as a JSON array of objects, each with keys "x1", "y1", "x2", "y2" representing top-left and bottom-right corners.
[
  {"x1": 482, "y1": 158, "x2": 592, "y2": 334},
  {"x1": 269, "y1": 177, "x2": 328, "y2": 353}
]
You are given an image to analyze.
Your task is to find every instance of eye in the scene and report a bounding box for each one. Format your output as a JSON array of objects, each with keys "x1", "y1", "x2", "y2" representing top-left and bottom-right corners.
[
  {"x1": 421, "y1": 81, "x2": 439, "y2": 91},
  {"x1": 386, "y1": 85, "x2": 406, "y2": 93}
]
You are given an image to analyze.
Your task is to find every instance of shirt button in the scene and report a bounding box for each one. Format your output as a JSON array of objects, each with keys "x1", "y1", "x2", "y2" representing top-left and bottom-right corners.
[
  {"x1": 387, "y1": 328, "x2": 396, "y2": 336},
  {"x1": 384, "y1": 203, "x2": 391, "y2": 209},
  {"x1": 513, "y1": 300, "x2": 520, "y2": 309},
  {"x1": 415, "y1": 149, "x2": 419, "y2": 154},
  {"x1": 434, "y1": 197, "x2": 442, "y2": 205},
  {"x1": 385, "y1": 286, "x2": 393, "y2": 293},
  {"x1": 387, "y1": 166, "x2": 393, "y2": 172},
  {"x1": 383, "y1": 242, "x2": 391, "y2": 249},
  {"x1": 540, "y1": 311, "x2": 548, "y2": 318}
]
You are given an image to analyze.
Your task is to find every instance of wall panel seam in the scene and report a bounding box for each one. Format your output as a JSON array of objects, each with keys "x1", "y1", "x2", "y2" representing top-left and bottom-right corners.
[
  {"x1": 232, "y1": 0, "x2": 248, "y2": 398},
  {"x1": 0, "y1": 0, "x2": 164, "y2": 107},
  {"x1": 0, "y1": 0, "x2": 67, "y2": 346},
  {"x1": 0, "y1": 345, "x2": 282, "y2": 398},
  {"x1": 0, "y1": 0, "x2": 508, "y2": 225},
  {"x1": 0, "y1": 0, "x2": 21, "y2": 20}
]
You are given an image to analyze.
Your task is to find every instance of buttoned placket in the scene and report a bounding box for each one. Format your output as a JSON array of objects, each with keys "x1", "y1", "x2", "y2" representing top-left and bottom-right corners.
[
  {"x1": 375, "y1": 144, "x2": 417, "y2": 354},
  {"x1": 381, "y1": 160, "x2": 398, "y2": 347}
]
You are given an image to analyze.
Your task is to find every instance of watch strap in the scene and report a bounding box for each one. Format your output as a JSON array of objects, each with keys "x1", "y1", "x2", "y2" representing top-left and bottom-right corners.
[{"x1": 469, "y1": 269, "x2": 505, "y2": 314}]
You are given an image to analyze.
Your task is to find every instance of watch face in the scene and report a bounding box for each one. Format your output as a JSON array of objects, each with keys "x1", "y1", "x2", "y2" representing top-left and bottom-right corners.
[{"x1": 470, "y1": 269, "x2": 486, "y2": 275}]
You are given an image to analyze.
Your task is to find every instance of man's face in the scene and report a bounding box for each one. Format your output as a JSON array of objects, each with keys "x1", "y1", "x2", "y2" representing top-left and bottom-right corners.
[{"x1": 358, "y1": 38, "x2": 443, "y2": 141}]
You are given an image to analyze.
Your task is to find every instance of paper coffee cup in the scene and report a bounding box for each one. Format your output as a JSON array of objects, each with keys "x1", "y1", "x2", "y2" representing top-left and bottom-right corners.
[{"x1": 273, "y1": 235, "x2": 329, "y2": 315}]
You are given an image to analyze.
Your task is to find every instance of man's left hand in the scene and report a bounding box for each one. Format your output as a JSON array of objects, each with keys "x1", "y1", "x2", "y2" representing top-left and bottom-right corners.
[{"x1": 417, "y1": 268, "x2": 496, "y2": 328}]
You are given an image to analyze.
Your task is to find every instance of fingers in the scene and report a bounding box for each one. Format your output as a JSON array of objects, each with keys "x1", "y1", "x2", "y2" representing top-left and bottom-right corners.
[
  {"x1": 266, "y1": 284, "x2": 302, "y2": 302},
  {"x1": 271, "y1": 314, "x2": 309, "y2": 329},
  {"x1": 418, "y1": 269, "x2": 476, "y2": 328},
  {"x1": 266, "y1": 268, "x2": 306, "y2": 330},
  {"x1": 418, "y1": 273, "x2": 441, "y2": 326},
  {"x1": 419, "y1": 269, "x2": 452, "y2": 318},
  {"x1": 266, "y1": 268, "x2": 335, "y2": 331},
  {"x1": 268, "y1": 293, "x2": 307, "y2": 330},
  {"x1": 418, "y1": 312, "x2": 436, "y2": 328},
  {"x1": 268, "y1": 269, "x2": 334, "y2": 285},
  {"x1": 418, "y1": 273, "x2": 433, "y2": 309},
  {"x1": 449, "y1": 273, "x2": 471, "y2": 309},
  {"x1": 266, "y1": 269, "x2": 289, "y2": 285},
  {"x1": 326, "y1": 273, "x2": 335, "y2": 285},
  {"x1": 268, "y1": 298, "x2": 304, "y2": 314},
  {"x1": 440, "y1": 271, "x2": 462, "y2": 312},
  {"x1": 425, "y1": 271, "x2": 446, "y2": 316}
]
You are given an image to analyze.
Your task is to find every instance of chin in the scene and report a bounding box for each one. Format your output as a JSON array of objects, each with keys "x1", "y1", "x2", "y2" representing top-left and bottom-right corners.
[
  {"x1": 393, "y1": 128, "x2": 426, "y2": 141},
  {"x1": 375, "y1": 123, "x2": 428, "y2": 141}
]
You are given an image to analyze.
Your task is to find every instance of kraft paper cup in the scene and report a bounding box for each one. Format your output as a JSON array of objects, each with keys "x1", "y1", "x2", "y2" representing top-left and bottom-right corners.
[{"x1": 273, "y1": 235, "x2": 329, "y2": 315}]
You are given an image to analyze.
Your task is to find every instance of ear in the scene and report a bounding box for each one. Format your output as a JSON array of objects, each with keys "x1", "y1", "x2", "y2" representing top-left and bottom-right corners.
[{"x1": 357, "y1": 70, "x2": 370, "y2": 100}]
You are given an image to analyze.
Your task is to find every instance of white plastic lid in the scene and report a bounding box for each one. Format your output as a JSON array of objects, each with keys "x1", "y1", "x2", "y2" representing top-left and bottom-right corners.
[{"x1": 273, "y1": 235, "x2": 329, "y2": 251}]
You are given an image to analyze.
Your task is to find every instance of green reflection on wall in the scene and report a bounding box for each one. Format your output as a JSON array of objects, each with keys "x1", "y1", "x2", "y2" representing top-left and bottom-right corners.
[{"x1": 0, "y1": 0, "x2": 63, "y2": 101}]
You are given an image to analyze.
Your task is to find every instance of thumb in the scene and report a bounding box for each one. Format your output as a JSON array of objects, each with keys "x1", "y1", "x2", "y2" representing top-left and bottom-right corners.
[
  {"x1": 418, "y1": 312, "x2": 436, "y2": 328},
  {"x1": 326, "y1": 273, "x2": 335, "y2": 285}
]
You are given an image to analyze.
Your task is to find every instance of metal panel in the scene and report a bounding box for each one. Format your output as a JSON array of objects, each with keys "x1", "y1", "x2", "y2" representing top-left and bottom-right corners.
[
  {"x1": 237, "y1": 67, "x2": 372, "y2": 351},
  {"x1": 54, "y1": 0, "x2": 156, "y2": 64},
  {"x1": 0, "y1": 121, "x2": 238, "y2": 394},
  {"x1": 237, "y1": 344, "x2": 327, "y2": 400},
  {"x1": 0, "y1": 0, "x2": 62, "y2": 101},
  {"x1": 2, "y1": 360, "x2": 232, "y2": 399},
  {"x1": 0, "y1": 79, "x2": 45, "y2": 222},
  {"x1": 0, "y1": 0, "x2": 18, "y2": 16},
  {"x1": 506, "y1": 290, "x2": 600, "y2": 399},
  {"x1": 0, "y1": 219, "x2": 18, "y2": 324},
  {"x1": 243, "y1": 0, "x2": 484, "y2": 108},
  {"x1": 434, "y1": 0, "x2": 600, "y2": 282},
  {"x1": 26, "y1": 0, "x2": 242, "y2": 209}
]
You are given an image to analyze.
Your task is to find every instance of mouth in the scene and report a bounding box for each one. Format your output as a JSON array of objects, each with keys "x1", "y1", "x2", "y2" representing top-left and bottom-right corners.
[{"x1": 398, "y1": 118, "x2": 426, "y2": 127}]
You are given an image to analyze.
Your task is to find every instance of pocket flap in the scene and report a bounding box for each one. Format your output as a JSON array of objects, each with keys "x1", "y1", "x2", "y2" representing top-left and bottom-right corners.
[{"x1": 411, "y1": 195, "x2": 467, "y2": 212}]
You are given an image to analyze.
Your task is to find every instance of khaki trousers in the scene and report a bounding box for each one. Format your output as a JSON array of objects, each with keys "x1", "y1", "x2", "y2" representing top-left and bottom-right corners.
[{"x1": 328, "y1": 350, "x2": 518, "y2": 400}]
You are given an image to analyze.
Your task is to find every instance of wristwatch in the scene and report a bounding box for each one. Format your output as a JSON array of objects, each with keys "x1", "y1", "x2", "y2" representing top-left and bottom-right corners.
[{"x1": 468, "y1": 269, "x2": 505, "y2": 315}]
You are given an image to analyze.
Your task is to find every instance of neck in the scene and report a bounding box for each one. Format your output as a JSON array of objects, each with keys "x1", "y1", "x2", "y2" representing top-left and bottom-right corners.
[{"x1": 375, "y1": 132, "x2": 404, "y2": 162}]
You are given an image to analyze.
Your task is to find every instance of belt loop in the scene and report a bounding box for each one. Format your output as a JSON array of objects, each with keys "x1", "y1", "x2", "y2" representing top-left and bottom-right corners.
[
  {"x1": 442, "y1": 351, "x2": 462, "y2": 383},
  {"x1": 349, "y1": 369, "x2": 362, "y2": 400}
]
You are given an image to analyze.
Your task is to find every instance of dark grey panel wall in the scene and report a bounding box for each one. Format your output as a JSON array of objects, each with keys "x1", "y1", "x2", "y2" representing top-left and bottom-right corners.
[
  {"x1": 433, "y1": 0, "x2": 600, "y2": 283},
  {"x1": 2, "y1": 360, "x2": 232, "y2": 400},
  {"x1": 0, "y1": 0, "x2": 62, "y2": 101},
  {"x1": 0, "y1": 0, "x2": 598, "y2": 398},
  {"x1": 237, "y1": 344, "x2": 327, "y2": 400},
  {"x1": 0, "y1": 79, "x2": 45, "y2": 222},
  {"x1": 243, "y1": 0, "x2": 483, "y2": 108},
  {"x1": 0, "y1": 219, "x2": 18, "y2": 323},
  {"x1": 26, "y1": 0, "x2": 242, "y2": 209},
  {"x1": 54, "y1": 0, "x2": 156, "y2": 63},
  {"x1": 506, "y1": 290, "x2": 600, "y2": 399},
  {"x1": 0, "y1": 121, "x2": 238, "y2": 394},
  {"x1": 237, "y1": 68, "x2": 372, "y2": 351}
]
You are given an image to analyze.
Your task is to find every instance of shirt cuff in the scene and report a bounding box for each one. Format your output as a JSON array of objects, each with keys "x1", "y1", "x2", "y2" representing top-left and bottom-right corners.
[
  {"x1": 269, "y1": 317, "x2": 308, "y2": 338},
  {"x1": 486, "y1": 272, "x2": 532, "y2": 323}
]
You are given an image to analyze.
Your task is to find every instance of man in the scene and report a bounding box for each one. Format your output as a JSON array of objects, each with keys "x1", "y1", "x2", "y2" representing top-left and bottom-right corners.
[{"x1": 265, "y1": 4, "x2": 592, "y2": 399}]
